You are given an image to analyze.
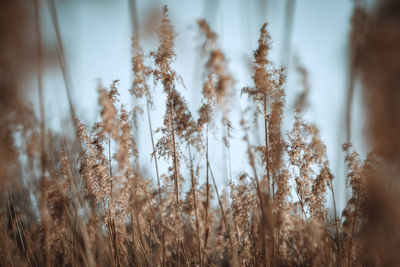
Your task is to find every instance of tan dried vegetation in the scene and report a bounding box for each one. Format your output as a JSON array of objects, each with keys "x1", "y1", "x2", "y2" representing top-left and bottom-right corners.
[{"x1": 1, "y1": 1, "x2": 400, "y2": 266}]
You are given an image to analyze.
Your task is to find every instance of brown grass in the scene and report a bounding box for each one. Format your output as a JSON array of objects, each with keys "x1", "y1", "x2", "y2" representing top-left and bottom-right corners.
[{"x1": 1, "y1": 1, "x2": 400, "y2": 266}]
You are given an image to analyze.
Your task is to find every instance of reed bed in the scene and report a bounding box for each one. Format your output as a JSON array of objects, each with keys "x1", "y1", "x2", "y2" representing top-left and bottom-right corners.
[{"x1": 1, "y1": 1, "x2": 400, "y2": 266}]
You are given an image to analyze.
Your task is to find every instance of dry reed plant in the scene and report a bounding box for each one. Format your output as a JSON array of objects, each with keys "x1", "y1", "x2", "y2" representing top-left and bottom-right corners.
[{"x1": 1, "y1": 1, "x2": 400, "y2": 266}]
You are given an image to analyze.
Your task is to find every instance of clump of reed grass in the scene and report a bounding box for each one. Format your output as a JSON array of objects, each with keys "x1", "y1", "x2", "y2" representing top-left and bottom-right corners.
[{"x1": 1, "y1": 2, "x2": 400, "y2": 266}]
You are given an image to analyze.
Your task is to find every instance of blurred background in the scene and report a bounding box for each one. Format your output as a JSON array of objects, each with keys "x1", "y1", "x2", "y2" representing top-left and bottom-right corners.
[{"x1": 2, "y1": 0, "x2": 369, "y2": 213}]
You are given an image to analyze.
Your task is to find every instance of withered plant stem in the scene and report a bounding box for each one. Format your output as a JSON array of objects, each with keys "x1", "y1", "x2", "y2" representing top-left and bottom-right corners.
[
  {"x1": 208, "y1": 160, "x2": 239, "y2": 266},
  {"x1": 47, "y1": 0, "x2": 76, "y2": 121},
  {"x1": 188, "y1": 146, "x2": 203, "y2": 267},
  {"x1": 263, "y1": 96, "x2": 271, "y2": 196},
  {"x1": 168, "y1": 96, "x2": 179, "y2": 206},
  {"x1": 146, "y1": 101, "x2": 162, "y2": 202},
  {"x1": 329, "y1": 179, "x2": 342, "y2": 263},
  {"x1": 242, "y1": 118, "x2": 269, "y2": 266},
  {"x1": 348, "y1": 193, "x2": 359, "y2": 266},
  {"x1": 34, "y1": 0, "x2": 47, "y2": 182}
]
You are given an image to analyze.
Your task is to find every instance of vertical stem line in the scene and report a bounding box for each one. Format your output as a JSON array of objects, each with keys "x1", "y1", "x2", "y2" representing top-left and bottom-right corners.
[{"x1": 146, "y1": 102, "x2": 161, "y2": 202}]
